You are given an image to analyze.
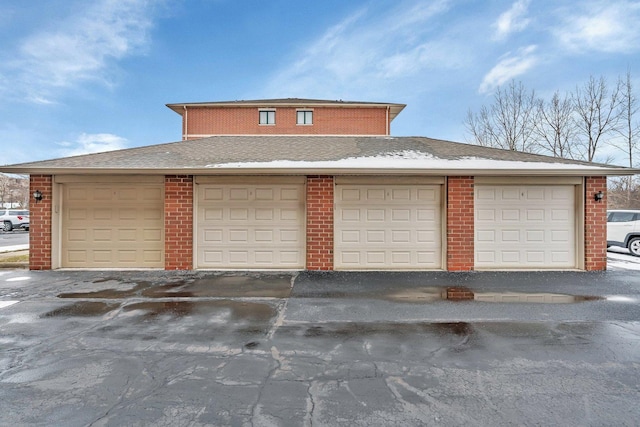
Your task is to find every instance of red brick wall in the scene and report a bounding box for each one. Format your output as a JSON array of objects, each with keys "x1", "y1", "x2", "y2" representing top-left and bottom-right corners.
[
  {"x1": 585, "y1": 176, "x2": 607, "y2": 271},
  {"x1": 185, "y1": 106, "x2": 388, "y2": 137},
  {"x1": 306, "y1": 176, "x2": 334, "y2": 270},
  {"x1": 29, "y1": 175, "x2": 52, "y2": 270},
  {"x1": 447, "y1": 176, "x2": 475, "y2": 271},
  {"x1": 165, "y1": 175, "x2": 193, "y2": 270}
]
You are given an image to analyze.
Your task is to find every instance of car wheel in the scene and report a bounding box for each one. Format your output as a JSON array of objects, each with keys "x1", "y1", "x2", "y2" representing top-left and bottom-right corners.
[
  {"x1": 628, "y1": 238, "x2": 640, "y2": 257},
  {"x1": 3, "y1": 221, "x2": 12, "y2": 232}
]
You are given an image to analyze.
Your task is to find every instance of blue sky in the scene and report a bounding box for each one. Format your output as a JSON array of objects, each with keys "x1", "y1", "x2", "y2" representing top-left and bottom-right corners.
[{"x1": 1, "y1": 0, "x2": 639, "y2": 166}]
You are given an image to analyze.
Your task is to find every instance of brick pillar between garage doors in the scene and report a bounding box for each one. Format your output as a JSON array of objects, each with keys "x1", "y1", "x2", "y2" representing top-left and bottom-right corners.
[
  {"x1": 447, "y1": 176, "x2": 475, "y2": 271},
  {"x1": 165, "y1": 175, "x2": 193, "y2": 270},
  {"x1": 29, "y1": 175, "x2": 53, "y2": 270},
  {"x1": 585, "y1": 176, "x2": 607, "y2": 271},
  {"x1": 306, "y1": 175, "x2": 334, "y2": 270}
]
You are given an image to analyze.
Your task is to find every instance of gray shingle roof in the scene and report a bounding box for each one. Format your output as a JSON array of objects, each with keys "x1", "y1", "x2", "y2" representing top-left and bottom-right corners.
[
  {"x1": 0, "y1": 135, "x2": 633, "y2": 176},
  {"x1": 166, "y1": 98, "x2": 407, "y2": 121}
]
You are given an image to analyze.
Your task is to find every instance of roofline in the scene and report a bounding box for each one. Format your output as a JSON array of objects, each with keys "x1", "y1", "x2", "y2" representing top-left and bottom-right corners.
[
  {"x1": 166, "y1": 100, "x2": 407, "y2": 122},
  {"x1": 2, "y1": 167, "x2": 636, "y2": 176}
]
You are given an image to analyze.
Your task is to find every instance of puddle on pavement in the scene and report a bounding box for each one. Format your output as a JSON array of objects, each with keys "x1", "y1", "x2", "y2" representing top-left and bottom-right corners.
[
  {"x1": 381, "y1": 287, "x2": 603, "y2": 304},
  {"x1": 141, "y1": 275, "x2": 292, "y2": 298},
  {"x1": 42, "y1": 302, "x2": 120, "y2": 318},
  {"x1": 122, "y1": 300, "x2": 276, "y2": 322},
  {"x1": 302, "y1": 322, "x2": 474, "y2": 338},
  {"x1": 57, "y1": 274, "x2": 292, "y2": 300},
  {"x1": 58, "y1": 281, "x2": 152, "y2": 299},
  {"x1": 384, "y1": 287, "x2": 447, "y2": 302}
]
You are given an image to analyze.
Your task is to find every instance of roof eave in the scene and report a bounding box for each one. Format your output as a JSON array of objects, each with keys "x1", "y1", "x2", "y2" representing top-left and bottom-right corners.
[
  {"x1": 166, "y1": 102, "x2": 407, "y2": 122},
  {"x1": 2, "y1": 166, "x2": 635, "y2": 176}
]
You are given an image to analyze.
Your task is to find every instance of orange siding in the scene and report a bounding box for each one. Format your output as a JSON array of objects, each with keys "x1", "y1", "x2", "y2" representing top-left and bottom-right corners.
[{"x1": 184, "y1": 106, "x2": 389, "y2": 137}]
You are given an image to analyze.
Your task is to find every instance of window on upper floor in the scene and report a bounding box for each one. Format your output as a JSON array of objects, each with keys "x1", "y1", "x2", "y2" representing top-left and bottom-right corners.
[
  {"x1": 296, "y1": 110, "x2": 313, "y2": 125},
  {"x1": 259, "y1": 110, "x2": 275, "y2": 125}
]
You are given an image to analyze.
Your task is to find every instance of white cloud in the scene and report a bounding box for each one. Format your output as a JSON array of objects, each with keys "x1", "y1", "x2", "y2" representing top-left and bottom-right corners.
[
  {"x1": 479, "y1": 45, "x2": 538, "y2": 94},
  {"x1": 493, "y1": 0, "x2": 531, "y2": 41},
  {"x1": 0, "y1": 0, "x2": 157, "y2": 104},
  {"x1": 57, "y1": 133, "x2": 128, "y2": 157},
  {"x1": 263, "y1": 0, "x2": 456, "y2": 99},
  {"x1": 555, "y1": 1, "x2": 640, "y2": 54}
]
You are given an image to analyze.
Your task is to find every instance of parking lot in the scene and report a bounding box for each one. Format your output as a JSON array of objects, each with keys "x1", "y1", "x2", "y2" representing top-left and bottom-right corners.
[{"x1": 1, "y1": 269, "x2": 639, "y2": 426}]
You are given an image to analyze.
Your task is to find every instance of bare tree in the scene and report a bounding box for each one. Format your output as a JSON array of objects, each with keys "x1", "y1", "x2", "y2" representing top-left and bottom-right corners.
[
  {"x1": 534, "y1": 91, "x2": 577, "y2": 158},
  {"x1": 617, "y1": 71, "x2": 640, "y2": 168},
  {"x1": 608, "y1": 71, "x2": 640, "y2": 207},
  {"x1": 573, "y1": 75, "x2": 622, "y2": 162},
  {"x1": 0, "y1": 173, "x2": 29, "y2": 209},
  {"x1": 0, "y1": 174, "x2": 9, "y2": 207},
  {"x1": 466, "y1": 80, "x2": 539, "y2": 152}
]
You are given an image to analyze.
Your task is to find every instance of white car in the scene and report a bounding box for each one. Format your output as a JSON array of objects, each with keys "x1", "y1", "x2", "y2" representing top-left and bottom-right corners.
[
  {"x1": 607, "y1": 210, "x2": 640, "y2": 256},
  {"x1": 0, "y1": 209, "x2": 30, "y2": 232}
]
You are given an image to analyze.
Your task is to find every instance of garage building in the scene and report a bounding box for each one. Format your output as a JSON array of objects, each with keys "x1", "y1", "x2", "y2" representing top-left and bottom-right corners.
[{"x1": 0, "y1": 98, "x2": 633, "y2": 271}]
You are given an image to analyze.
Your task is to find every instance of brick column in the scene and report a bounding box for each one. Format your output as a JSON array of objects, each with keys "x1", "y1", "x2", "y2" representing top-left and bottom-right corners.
[
  {"x1": 29, "y1": 175, "x2": 52, "y2": 270},
  {"x1": 447, "y1": 176, "x2": 475, "y2": 271},
  {"x1": 585, "y1": 176, "x2": 607, "y2": 271},
  {"x1": 165, "y1": 175, "x2": 193, "y2": 270},
  {"x1": 306, "y1": 175, "x2": 334, "y2": 270}
]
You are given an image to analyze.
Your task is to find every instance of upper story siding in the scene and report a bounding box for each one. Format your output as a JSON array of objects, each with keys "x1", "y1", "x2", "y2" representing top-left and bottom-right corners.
[{"x1": 167, "y1": 99, "x2": 406, "y2": 139}]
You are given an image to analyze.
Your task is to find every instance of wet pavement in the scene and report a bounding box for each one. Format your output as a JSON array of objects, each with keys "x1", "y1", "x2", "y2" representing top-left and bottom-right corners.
[{"x1": 1, "y1": 269, "x2": 639, "y2": 426}]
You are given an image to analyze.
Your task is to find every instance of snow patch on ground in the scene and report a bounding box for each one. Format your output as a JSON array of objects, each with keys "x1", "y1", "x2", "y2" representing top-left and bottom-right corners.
[{"x1": 607, "y1": 248, "x2": 640, "y2": 271}]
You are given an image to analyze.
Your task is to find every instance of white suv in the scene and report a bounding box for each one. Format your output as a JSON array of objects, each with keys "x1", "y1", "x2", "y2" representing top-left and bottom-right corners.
[
  {"x1": 0, "y1": 209, "x2": 30, "y2": 232},
  {"x1": 607, "y1": 210, "x2": 640, "y2": 256}
]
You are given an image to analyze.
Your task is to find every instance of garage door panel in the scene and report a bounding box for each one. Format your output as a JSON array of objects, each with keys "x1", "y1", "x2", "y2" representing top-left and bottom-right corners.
[
  {"x1": 204, "y1": 208, "x2": 223, "y2": 221},
  {"x1": 255, "y1": 209, "x2": 273, "y2": 220},
  {"x1": 230, "y1": 208, "x2": 249, "y2": 220},
  {"x1": 62, "y1": 182, "x2": 164, "y2": 268},
  {"x1": 204, "y1": 188, "x2": 223, "y2": 200},
  {"x1": 367, "y1": 189, "x2": 385, "y2": 199},
  {"x1": 197, "y1": 181, "x2": 305, "y2": 269},
  {"x1": 335, "y1": 184, "x2": 442, "y2": 270},
  {"x1": 526, "y1": 230, "x2": 544, "y2": 242},
  {"x1": 392, "y1": 230, "x2": 411, "y2": 243},
  {"x1": 527, "y1": 209, "x2": 544, "y2": 220},
  {"x1": 230, "y1": 188, "x2": 249, "y2": 200},
  {"x1": 477, "y1": 209, "x2": 495, "y2": 221},
  {"x1": 281, "y1": 188, "x2": 300, "y2": 200},
  {"x1": 551, "y1": 209, "x2": 570, "y2": 221},
  {"x1": 203, "y1": 251, "x2": 222, "y2": 263},
  {"x1": 392, "y1": 188, "x2": 410, "y2": 200},
  {"x1": 280, "y1": 209, "x2": 299, "y2": 221},
  {"x1": 501, "y1": 188, "x2": 520, "y2": 200},
  {"x1": 501, "y1": 210, "x2": 520, "y2": 221},
  {"x1": 341, "y1": 189, "x2": 361, "y2": 201},
  {"x1": 475, "y1": 185, "x2": 575, "y2": 269},
  {"x1": 525, "y1": 188, "x2": 545, "y2": 200},
  {"x1": 92, "y1": 188, "x2": 111, "y2": 200},
  {"x1": 143, "y1": 229, "x2": 162, "y2": 242}
]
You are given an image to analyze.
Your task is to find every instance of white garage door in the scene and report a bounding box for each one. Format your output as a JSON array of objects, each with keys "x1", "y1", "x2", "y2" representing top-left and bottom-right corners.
[
  {"x1": 61, "y1": 181, "x2": 164, "y2": 268},
  {"x1": 196, "y1": 177, "x2": 305, "y2": 269},
  {"x1": 475, "y1": 185, "x2": 576, "y2": 269},
  {"x1": 335, "y1": 184, "x2": 442, "y2": 270}
]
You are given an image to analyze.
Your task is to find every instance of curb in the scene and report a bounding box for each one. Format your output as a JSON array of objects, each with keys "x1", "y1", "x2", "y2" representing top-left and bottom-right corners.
[{"x1": 0, "y1": 262, "x2": 28, "y2": 269}]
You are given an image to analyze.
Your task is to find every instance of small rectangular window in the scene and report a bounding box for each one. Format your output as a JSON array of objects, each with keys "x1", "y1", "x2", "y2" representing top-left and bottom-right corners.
[
  {"x1": 297, "y1": 110, "x2": 313, "y2": 125},
  {"x1": 259, "y1": 110, "x2": 275, "y2": 125}
]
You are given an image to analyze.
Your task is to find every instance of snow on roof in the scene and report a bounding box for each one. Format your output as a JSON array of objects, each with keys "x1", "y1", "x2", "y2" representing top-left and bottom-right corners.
[{"x1": 206, "y1": 150, "x2": 615, "y2": 171}]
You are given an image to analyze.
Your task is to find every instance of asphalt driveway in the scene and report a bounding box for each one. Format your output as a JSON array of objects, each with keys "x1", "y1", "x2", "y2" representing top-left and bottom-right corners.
[{"x1": 1, "y1": 269, "x2": 639, "y2": 426}]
